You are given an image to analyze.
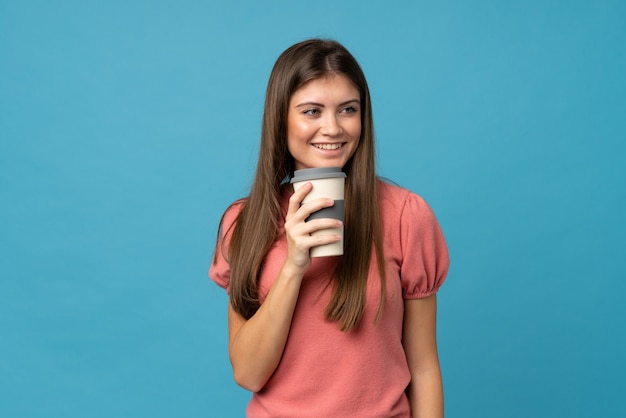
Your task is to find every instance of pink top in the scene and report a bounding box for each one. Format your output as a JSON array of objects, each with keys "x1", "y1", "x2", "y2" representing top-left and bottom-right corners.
[{"x1": 210, "y1": 181, "x2": 449, "y2": 418}]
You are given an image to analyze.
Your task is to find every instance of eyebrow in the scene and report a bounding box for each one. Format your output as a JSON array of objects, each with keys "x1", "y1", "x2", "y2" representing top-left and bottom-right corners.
[{"x1": 294, "y1": 99, "x2": 360, "y2": 108}]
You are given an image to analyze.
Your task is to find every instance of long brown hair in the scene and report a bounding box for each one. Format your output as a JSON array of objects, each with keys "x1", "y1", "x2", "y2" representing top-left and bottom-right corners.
[{"x1": 217, "y1": 38, "x2": 386, "y2": 331}]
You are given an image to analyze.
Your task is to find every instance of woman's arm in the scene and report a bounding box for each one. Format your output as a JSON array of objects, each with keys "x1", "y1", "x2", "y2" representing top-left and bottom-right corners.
[
  {"x1": 402, "y1": 294, "x2": 444, "y2": 418},
  {"x1": 227, "y1": 262, "x2": 304, "y2": 392},
  {"x1": 228, "y1": 182, "x2": 342, "y2": 392}
]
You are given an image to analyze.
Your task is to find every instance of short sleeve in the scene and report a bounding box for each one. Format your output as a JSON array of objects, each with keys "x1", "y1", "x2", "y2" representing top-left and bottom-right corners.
[
  {"x1": 208, "y1": 202, "x2": 244, "y2": 293},
  {"x1": 399, "y1": 193, "x2": 450, "y2": 299}
]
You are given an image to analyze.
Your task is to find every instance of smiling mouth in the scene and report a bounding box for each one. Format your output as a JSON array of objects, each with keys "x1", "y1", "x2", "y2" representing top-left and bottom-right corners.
[{"x1": 312, "y1": 143, "x2": 344, "y2": 150}]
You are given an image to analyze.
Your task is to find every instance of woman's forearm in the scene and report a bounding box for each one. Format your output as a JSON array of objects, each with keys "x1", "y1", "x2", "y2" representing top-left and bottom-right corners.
[
  {"x1": 228, "y1": 262, "x2": 304, "y2": 392},
  {"x1": 407, "y1": 368, "x2": 444, "y2": 418}
]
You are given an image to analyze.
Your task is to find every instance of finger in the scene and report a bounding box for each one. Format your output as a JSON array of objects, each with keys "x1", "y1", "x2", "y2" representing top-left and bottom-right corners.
[
  {"x1": 302, "y1": 232, "x2": 343, "y2": 249},
  {"x1": 287, "y1": 182, "x2": 312, "y2": 216},
  {"x1": 297, "y1": 198, "x2": 336, "y2": 221},
  {"x1": 300, "y1": 218, "x2": 343, "y2": 235},
  {"x1": 289, "y1": 231, "x2": 342, "y2": 253},
  {"x1": 285, "y1": 217, "x2": 341, "y2": 251}
]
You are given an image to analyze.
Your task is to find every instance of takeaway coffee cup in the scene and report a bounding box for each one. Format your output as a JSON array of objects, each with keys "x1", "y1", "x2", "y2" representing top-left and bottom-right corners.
[{"x1": 290, "y1": 167, "x2": 346, "y2": 257}]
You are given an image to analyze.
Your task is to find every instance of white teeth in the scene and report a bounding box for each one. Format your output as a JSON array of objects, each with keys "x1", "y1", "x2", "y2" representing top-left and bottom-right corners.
[{"x1": 313, "y1": 143, "x2": 343, "y2": 150}]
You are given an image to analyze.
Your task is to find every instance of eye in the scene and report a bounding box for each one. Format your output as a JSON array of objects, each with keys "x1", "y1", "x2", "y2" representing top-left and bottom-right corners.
[
  {"x1": 303, "y1": 108, "x2": 320, "y2": 116},
  {"x1": 341, "y1": 106, "x2": 358, "y2": 114}
]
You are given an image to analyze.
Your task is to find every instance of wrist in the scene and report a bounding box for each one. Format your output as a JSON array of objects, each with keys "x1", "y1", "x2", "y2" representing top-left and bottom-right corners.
[{"x1": 280, "y1": 259, "x2": 307, "y2": 282}]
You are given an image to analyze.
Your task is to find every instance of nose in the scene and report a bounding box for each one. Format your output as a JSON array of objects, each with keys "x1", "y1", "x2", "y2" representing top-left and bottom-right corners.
[{"x1": 321, "y1": 113, "x2": 342, "y2": 137}]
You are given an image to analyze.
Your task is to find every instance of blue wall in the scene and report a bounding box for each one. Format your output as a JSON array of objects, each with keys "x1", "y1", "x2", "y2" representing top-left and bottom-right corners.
[{"x1": 1, "y1": 1, "x2": 624, "y2": 417}]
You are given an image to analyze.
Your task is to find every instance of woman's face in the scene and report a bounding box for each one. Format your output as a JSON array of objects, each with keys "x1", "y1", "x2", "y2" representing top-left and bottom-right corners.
[{"x1": 287, "y1": 74, "x2": 361, "y2": 170}]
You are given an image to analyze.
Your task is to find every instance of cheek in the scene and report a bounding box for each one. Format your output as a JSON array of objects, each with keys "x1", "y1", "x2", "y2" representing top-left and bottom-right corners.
[
  {"x1": 347, "y1": 121, "x2": 362, "y2": 157},
  {"x1": 348, "y1": 119, "x2": 362, "y2": 139},
  {"x1": 286, "y1": 123, "x2": 308, "y2": 157},
  {"x1": 287, "y1": 119, "x2": 310, "y2": 142}
]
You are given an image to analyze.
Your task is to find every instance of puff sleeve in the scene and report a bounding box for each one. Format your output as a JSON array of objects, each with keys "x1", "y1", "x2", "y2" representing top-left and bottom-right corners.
[
  {"x1": 208, "y1": 202, "x2": 244, "y2": 293},
  {"x1": 399, "y1": 193, "x2": 449, "y2": 299}
]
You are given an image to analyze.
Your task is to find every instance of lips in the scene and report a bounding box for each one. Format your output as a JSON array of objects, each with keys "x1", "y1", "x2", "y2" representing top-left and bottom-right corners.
[{"x1": 312, "y1": 143, "x2": 344, "y2": 150}]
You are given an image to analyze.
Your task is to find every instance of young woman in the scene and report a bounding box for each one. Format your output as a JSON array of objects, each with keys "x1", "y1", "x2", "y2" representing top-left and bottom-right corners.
[{"x1": 210, "y1": 38, "x2": 449, "y2": 418}]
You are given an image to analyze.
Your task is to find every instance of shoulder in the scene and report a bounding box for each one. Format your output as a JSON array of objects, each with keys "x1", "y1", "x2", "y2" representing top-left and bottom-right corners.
[
  {"x1": 219, "y1": 198, "x2": 247, "y2": 232},
  {"x1": 377, "y1": 179, "x2": 444, "y2": 245},
  {"x1": 378, "y1": 180, "x2": 450, "y2": 298},
  {"x1": 210, "y1": 199, "x2": 247, "y2": 291},
  {"x1": 377, "y1": 180, "x2": 433, "y2": 219},
  {"x1": 224, "y1": 198, "x2": 247, "y2": 215}
]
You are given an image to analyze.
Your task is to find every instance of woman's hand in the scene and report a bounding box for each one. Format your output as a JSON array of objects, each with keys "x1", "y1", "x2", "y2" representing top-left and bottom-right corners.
[{"x1": 283, "y1": 181, "x2": 342, "y2": 272}]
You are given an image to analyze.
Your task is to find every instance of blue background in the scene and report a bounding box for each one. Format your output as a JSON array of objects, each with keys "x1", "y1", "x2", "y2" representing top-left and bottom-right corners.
[{"x1": 1, "y1": 1, "x2": 624, "y2": 417}]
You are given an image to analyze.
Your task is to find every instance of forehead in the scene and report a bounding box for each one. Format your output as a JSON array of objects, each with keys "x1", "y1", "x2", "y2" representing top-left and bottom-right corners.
[{"x1": 290, "y1": 74, "x2": 359, "y2": 103}]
